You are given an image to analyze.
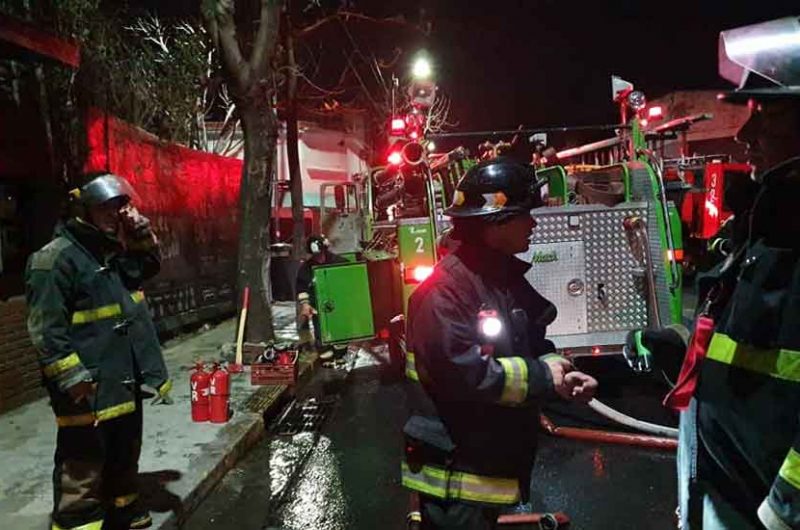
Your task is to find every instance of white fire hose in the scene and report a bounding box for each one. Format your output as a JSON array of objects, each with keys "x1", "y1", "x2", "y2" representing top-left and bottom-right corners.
[{"x1": 587, "y1": 398, "x2": 679, "y2": 439}]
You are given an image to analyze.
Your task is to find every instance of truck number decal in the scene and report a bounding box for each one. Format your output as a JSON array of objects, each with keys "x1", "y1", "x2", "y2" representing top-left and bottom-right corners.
[{"x1": 415, "y1": 237, "x2": 425, "y2": 253}]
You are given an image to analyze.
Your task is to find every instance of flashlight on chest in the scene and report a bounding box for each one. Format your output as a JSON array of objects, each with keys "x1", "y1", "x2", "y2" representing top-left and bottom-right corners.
[{"x1": 477, "y1": 308, "x2": 503, "y2": 356}]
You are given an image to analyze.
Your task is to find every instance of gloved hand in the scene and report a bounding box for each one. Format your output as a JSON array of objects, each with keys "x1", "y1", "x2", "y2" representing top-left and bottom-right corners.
[
  {"x1": 120, "y1": 206, "x2": 151, "y2": 236},
  {"x1": 624, "y1": 326, "x2": 689, "y2": 374},
  {"x1": 120, "y1": 206, "x2": 158, "y2": 248},
  {"x1": 624, "y1": 329, "x2": 654, "y2": 373},
  {"x1": 151, "y1": 380, "x2": 174, "y2": 406}
]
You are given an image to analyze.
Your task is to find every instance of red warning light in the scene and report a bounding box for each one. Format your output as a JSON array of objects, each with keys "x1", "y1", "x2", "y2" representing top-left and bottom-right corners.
[
  {"x1": 647, "y1": 106, "x2": 664, "y2": 120},
  {"x1": 592, "y1": 346, "x2": 601, "y2": 356},
  {"x1": 388, "y1": 151, "x2": 403, "y2": 166},
  {"x1": 404, "y1": 265, "x2": 434, "y2": 284},
  {"x1": 412, "y1": 265, "x2": 434, "y2": 283},
  {"x1": 390, "y1": 118, "x2": 406, "y2": 134}
]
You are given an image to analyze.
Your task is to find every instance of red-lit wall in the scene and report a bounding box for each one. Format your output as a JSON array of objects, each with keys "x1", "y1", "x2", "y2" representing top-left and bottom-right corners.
[{"x1": 84, "y1": 108, "x2": 243, "y2": 331}]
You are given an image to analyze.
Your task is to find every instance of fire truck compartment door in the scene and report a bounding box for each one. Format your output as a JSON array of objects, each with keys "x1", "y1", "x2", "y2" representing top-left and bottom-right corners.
[
  {"x1": 525, "y1": 241, "x2": 588, "y2": 336},
  {"x1": 521, "y1": 203, "x2": 650, "y2": 350},
  {"x1": 314, "y1": 261, "x2": 375, "y2": 344}
]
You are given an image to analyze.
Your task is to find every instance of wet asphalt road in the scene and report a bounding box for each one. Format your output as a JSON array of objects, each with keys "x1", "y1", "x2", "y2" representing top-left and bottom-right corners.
[{"x1": 184, "y1": 348, "x2": 678, "y2": 530}]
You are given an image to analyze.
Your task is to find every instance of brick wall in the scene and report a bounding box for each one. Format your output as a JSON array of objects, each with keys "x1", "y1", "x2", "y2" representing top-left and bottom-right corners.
[{"x1": 0, "y1": 297, "x2": 46, "y2": 413}]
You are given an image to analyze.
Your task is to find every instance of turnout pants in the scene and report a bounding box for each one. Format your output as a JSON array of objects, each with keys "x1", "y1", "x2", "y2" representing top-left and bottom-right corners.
[
  {"x1": 52, "y1": 405, "x2": 143, "y2": 530},
  {"x1": 419, "y1": 495, "x2": 500, "y2": 530}
]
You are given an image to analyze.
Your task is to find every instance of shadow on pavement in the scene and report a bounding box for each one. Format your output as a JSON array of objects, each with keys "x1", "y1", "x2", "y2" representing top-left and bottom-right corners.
[{"x1": 139, "y1": 470, "x2": 183, "y2": 518}]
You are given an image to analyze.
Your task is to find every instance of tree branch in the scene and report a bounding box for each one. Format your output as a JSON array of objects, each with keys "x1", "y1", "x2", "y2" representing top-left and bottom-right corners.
[
  {"x1": 295, "y1": 10, "x2": 424, "y2": 39},
  {"x1": 204, "y1": 0, "x2": 251, "y2": 90},
  {"x1": 250, "y1": 0, "x2": 281, "y2": 80}
]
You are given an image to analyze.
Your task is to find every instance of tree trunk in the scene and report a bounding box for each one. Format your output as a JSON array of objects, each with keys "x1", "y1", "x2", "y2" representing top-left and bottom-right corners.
[
  {"x1": 237, "y1": 104, "x2": 278, "y2": 343},
  {"x1": 285, "y1": 14, "x2": 305, "y2": 260}
]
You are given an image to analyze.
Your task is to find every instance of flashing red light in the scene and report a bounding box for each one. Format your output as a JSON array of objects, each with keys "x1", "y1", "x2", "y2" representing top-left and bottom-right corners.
[
  {"x1": 388, "y1": 151, "x2": 403, "y2": 166},
  {"x1": 592, "y1": 346, "x2": 601, "y2": 356},
  {"x1": 412, "y1": 265, "x2": 434, "y2": 282},
  {"x1": 409, "y1": 130, "x2": 420, "y2": 140},
  {"x1": 648, "y1": 106, "x2": 664, "y2": 119},
  {"x1": 390, "y1": 118, "x2": 406, "y2": 134},
  {"x1": 639, "y1": 118, "x2": 649, "y2": 128}
]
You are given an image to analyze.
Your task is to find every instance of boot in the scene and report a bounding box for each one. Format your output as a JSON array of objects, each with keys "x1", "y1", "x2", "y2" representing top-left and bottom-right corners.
[{"x1": 129, "y1": 510, "x2": 152, "y2": 529}]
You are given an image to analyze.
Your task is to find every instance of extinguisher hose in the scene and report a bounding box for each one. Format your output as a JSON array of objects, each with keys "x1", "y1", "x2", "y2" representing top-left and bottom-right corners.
[{"x1": 587, "y1": 398, "x2": 678, "y2": 438}]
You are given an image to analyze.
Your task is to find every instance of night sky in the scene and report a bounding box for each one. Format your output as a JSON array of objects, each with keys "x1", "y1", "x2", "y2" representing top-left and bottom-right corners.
[{"x1": 142, "y1": 0, "x2": 797, "y2": 133}]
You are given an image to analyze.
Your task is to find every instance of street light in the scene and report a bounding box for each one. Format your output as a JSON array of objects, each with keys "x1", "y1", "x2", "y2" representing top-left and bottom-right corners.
[{"x1": 412, "y1": 56, "x2": 432, "y2": 79}]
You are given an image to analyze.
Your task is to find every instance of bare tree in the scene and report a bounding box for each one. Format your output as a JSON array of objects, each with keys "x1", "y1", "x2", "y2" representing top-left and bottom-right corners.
[{"x1": 203, "y1": 0, "x2": 282, "y2": 343}]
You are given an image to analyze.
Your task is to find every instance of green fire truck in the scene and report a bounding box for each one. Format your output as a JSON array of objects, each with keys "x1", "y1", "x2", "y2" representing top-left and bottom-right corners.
[{"x1": 311, "y1": 77, "x2": 684, "y2": 368}]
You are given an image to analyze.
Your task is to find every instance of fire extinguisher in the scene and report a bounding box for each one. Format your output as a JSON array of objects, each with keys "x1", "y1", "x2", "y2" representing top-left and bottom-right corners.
[
  {"x1": 209, "y1": 363, "x2": 230, "y2": 424},
  {"x1": 190, "y1": 361, "x2": 211, "y2": 422}
]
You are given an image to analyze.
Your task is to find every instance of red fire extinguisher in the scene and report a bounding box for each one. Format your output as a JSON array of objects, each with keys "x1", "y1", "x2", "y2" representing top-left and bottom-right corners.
[
  {"x1": 209, "y1": 363, "x2": 230, "y2": 424},
  {"x1": 190, "y1": 361, "x2": 211, "y2": 422}
]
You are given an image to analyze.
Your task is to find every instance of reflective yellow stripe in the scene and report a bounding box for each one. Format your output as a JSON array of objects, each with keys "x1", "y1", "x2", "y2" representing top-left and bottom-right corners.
[
  {"x1": 497, "y1": 357, "x2": 528, "y2": 405},
  {"x1": 71, "y1": 303, "x2": 122, "y2": 325},
  {"x1": 158, "y1": 379, "x2": 173, "y2": 397},
  {"x1": 780, "y1": 448, "x2": 800, "y2": 490},
  {"x1": 42, "y1": 352, "x2": 81, "y2": 378},
  {"x1": 401, "y1": 462, "x2": 520, "y2": 505},
  {"x1": 131, "y1": 290, "x2": 145, "y2": 304},
  {"x1": 52, "y1": 519, "x2": 103, "y2": 530},
  {"x1": 56, "y1": 401, "x2": 136, "y2": 427},
  {"x1": 707, "y1": 333, "x2": 800, "y2": 383},
  {"x1": 114, "y1": 492, "x2": 139, "y2": 508},
  {"x1": 406, "y1": 351, "x2": 420, "y2": 382}
]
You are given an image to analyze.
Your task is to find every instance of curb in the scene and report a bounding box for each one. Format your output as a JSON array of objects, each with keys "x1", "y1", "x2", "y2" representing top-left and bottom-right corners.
[{"x1": 155, "y1": 353, "x2": 317, "y2": 529}]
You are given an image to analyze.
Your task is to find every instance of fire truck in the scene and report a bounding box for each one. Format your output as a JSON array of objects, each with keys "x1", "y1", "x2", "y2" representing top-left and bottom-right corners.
[{"x1": 308, "y1": 76, "x2": 688, "y2": 376}]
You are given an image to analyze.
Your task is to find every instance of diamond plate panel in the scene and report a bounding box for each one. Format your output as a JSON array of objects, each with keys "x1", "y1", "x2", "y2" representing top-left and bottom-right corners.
[
  {"x1": 584, "y1": 208, "x2": 648, "y2": 332},
  {"x1": 524, "y1": 241, "x2": 587, "y2": 336},
  {"x1": 524, "y1": 203, "x2": 649, "y2": 343}
]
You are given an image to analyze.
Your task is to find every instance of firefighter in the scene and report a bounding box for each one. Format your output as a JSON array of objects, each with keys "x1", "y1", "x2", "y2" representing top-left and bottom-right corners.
[
  {"x1": 402, "y1": 157, "x2": 598, "y2": 529},
  {"x1": 295, "y1": 234, "x2": 347, "y2": 360},
  {"x1": 25, "y1": 173, "x2": 171, "y2": 530},
  {"x1": 624, "y1": 17, "x2": 800, "y2": 530}
]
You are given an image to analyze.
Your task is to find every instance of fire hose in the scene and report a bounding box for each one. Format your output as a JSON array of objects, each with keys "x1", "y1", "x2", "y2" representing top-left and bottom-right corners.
[
  {"x1": 586, "y1": 398, "x2": 678, "y2": 438},
  {"x1": 540, "y1": 413, "x2": 678, "y2": 451}
]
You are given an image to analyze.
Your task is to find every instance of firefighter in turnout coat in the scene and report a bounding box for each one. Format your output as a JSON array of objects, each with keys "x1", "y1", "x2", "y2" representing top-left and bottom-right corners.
[
  {"x1": 402, "y1": 157, "x2": 598, "y2": 529},
  {"x1": 26, "y1": 173, "x2": 171, "y2": 530},
  {"x1": 624, "y1": 17, "x2": 800, "y2": 530}
]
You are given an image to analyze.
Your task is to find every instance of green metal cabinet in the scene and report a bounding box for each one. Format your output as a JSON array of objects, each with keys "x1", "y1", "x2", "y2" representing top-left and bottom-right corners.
[{"x1": 314, "y1": 261, "x2": 375, "y2": 344}]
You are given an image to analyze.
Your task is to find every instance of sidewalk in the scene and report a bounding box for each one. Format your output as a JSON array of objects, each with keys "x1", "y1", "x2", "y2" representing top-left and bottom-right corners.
[{"x1": 0, "y1": 302, "x2": 313, "y2": 530}]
